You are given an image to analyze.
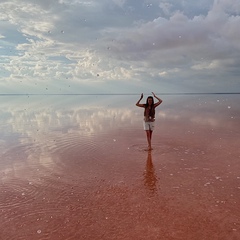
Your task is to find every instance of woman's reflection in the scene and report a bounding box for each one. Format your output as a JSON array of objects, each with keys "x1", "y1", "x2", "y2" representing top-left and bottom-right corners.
[{"x1": 143, "y1": 151, "x2": 158, "y2": 196}]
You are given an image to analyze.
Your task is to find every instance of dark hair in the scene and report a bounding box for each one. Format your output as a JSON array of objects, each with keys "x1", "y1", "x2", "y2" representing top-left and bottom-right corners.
[
  {"x1": 144, "y1": 96, "x2": 155, "y2": 119},
  {"x1": 145, "y1": 96, "x2": 154, "y2": 108}
]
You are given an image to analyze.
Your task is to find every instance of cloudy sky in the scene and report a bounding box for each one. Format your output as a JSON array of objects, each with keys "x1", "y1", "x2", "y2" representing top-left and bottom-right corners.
[{"x1": 0, "y1": 0, "x2": 240, "y2": 94}]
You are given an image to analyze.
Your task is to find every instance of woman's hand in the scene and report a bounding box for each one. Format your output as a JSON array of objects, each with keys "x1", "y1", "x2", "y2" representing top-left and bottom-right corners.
[
  {"x1": 136, "y1": 93, "x2": 145, "y2": 107},
  {"x1": 152, "y1": 92, "x2": 163, "y2": 107}
]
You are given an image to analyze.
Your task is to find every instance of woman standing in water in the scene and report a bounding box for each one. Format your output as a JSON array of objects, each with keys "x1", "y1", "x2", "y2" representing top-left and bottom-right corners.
[{"x1": 136, "y1": 92, "x2": 163, "y2": 150}]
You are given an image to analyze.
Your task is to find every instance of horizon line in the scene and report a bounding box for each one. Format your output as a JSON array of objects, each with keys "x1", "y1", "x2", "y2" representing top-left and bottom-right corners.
[{"x1": 0, "y1": 92, "x2": 240, "y2": 96}]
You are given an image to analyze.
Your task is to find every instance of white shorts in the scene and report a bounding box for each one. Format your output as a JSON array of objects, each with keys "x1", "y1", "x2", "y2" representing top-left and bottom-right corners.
[{"x1": 143, "y1": 121, "x2": 155, "y2": 131}]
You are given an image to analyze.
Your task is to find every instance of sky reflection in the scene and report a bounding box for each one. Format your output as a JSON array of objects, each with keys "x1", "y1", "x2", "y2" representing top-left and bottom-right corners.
[
  {"x1": 0, "y1": 94, "x2": 240, "y2": 240},
  {"x1": 0, "y1": 94, "x2": 239, "y2": 179}
]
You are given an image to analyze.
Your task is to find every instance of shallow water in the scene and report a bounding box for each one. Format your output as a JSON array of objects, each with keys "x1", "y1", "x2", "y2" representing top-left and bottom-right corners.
[{"x1": 0, "y1": 95, "x2": 240, "y2": 240}]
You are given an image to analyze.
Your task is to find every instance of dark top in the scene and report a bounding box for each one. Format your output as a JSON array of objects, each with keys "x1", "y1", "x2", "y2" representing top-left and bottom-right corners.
[{"x1": 144, "y1": 105, "x2": 155, "y2": 122}]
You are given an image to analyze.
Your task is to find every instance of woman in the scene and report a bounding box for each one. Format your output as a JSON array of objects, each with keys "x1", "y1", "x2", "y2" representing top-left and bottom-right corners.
[{"x1": 136, "y1": 92, "x2": 163, "y2": 150}]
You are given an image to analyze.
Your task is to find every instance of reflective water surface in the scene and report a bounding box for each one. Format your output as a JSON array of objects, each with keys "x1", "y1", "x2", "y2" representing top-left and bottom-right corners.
[{"x1": 0, "y1": 95, "x2": 240, "y2": 240}]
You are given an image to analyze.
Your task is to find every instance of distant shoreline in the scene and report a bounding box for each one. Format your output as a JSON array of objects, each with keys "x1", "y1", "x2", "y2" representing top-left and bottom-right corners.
[{"x1": 0, "y1": 92, "x2": 240, "y2": 96}]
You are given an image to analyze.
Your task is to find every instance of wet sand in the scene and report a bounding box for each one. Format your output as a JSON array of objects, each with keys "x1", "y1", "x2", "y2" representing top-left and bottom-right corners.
[{"x1": 0, "y1": 95, "x2": 240, "y2": 240}]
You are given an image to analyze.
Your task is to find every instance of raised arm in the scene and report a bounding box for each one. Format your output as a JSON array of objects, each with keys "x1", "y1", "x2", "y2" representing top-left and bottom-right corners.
[
  {"x1": 152, "y1": 92, "x2": 163, "y2": 107},
  {"x1": 136, "y1": 93, "x2": 145, "y2": 107}
]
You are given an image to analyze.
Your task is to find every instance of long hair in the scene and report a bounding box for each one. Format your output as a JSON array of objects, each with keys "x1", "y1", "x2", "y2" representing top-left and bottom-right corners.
[
  {"x1": 145, "y1": 96, "x2": 154, "y2": 108},
  {"x1": 144, "y1": 96, "x2": 155, "y2": 118}
]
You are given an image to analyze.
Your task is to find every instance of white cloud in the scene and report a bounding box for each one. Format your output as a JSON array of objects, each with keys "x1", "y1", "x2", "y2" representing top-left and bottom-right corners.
[
  {"x1": 159, "y1": 2, "x2": 173, "y2": 16},
  {"x1": 213, "y1": 0, "x2": 240, "y2": 13},
  {"x1": 112, "y1": 0, "x2": 127, "y2": 8}
]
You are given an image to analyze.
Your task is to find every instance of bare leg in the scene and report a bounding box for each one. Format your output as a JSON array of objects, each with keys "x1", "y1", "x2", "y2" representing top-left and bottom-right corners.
[
  {"x1": 149, "y1": 130, "x2": 153, "y2": 140},
  {"x1": 145, "y1": 130, "x2": 152, "y2": 150}
]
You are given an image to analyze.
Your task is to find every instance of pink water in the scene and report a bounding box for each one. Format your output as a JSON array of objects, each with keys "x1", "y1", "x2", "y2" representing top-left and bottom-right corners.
[{"x1": 0, "y1": 95, "x2": 239, "y2": 239}]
